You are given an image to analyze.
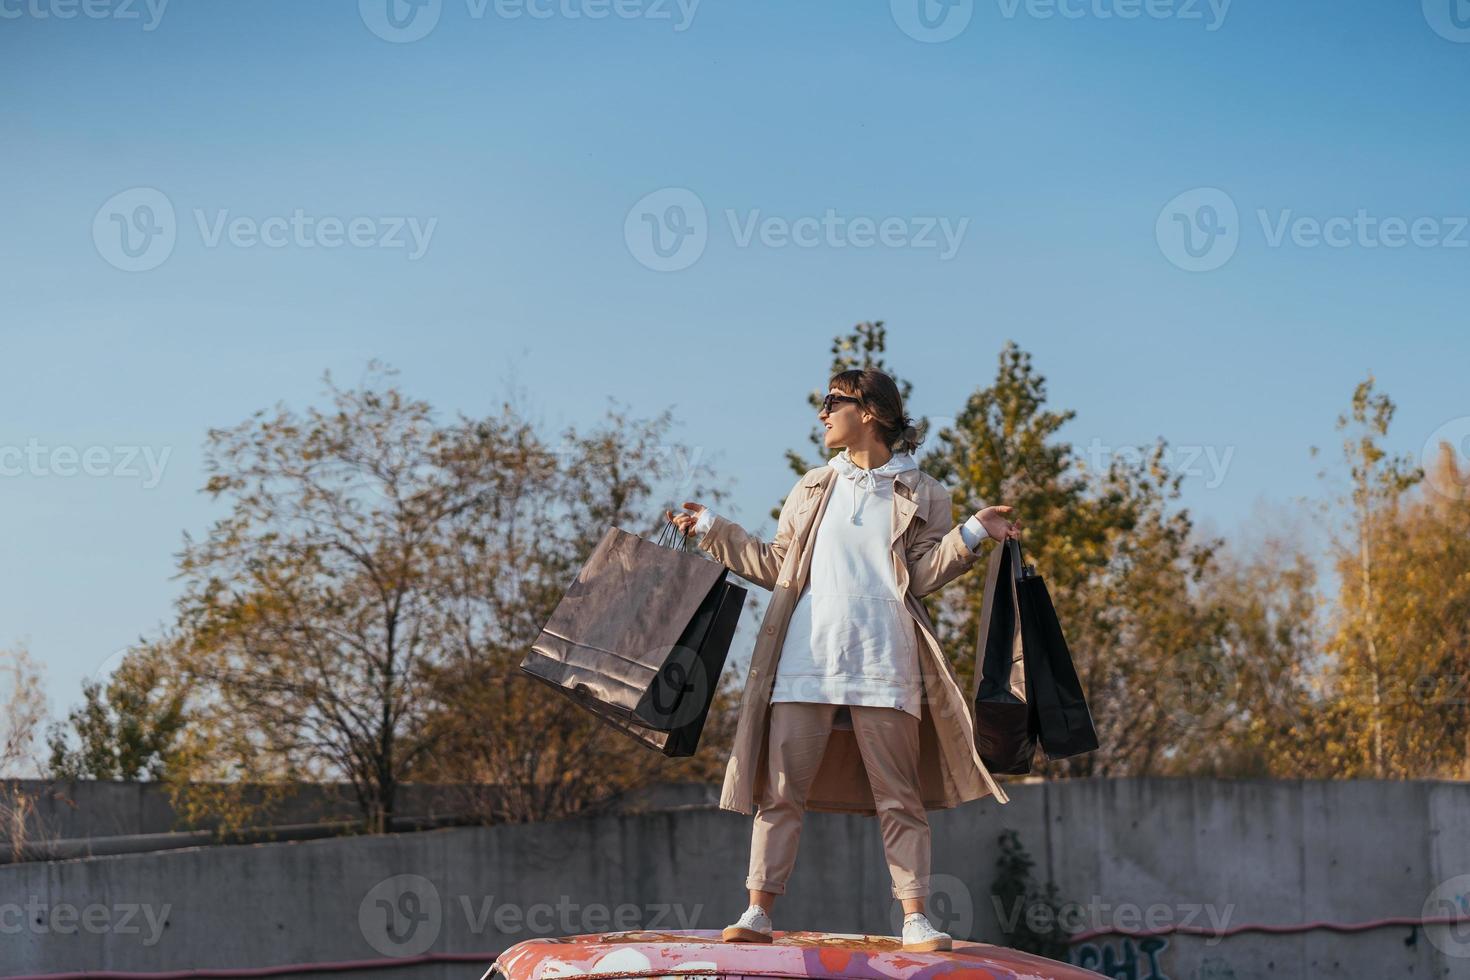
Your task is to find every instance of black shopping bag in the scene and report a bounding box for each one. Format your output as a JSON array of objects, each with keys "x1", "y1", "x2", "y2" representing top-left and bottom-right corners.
[
  {"x1": 519, "y1": 517, "x2": 746, "y2": 757},
  {"x1": 973, "y1": 537, "x2": 1099, "y2": 770},
  {"x1": 972, "y1": 536, "x2": 1038, "y2": 774}
]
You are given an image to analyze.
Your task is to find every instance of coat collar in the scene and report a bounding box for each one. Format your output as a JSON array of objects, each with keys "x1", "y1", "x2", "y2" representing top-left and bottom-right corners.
[
  {"x1": 801, "y1": 462, "x2": 922, "y2": 549},
  {"x1": 803, "y1": 462, "x2": 919, "y2": 499}
]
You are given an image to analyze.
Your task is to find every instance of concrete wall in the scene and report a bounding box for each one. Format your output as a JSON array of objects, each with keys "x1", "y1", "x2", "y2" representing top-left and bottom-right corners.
[
  {"x1": 5, "y1": 781, "x2": 457, "y2": 842},
  {"x1": 3, "y1": 780, "x2": 720, "y2": 845},
  {"x1": 2, "y1": 779, "x2": 1467, "y2": 980}
]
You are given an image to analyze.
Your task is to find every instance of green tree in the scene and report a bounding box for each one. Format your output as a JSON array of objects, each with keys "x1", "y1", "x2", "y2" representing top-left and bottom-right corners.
[
  {"x1": 924, "y1": 341, "x2": 1222, "y2": 776},
  {"x1": 46, "y1": 638, "x2": 187, "y2": 781}
]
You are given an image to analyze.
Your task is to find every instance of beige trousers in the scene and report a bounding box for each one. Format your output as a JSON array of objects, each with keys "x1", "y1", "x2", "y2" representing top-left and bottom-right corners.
[{"x1": 745, "y1": 701, "x2": 931, "y2": 900}]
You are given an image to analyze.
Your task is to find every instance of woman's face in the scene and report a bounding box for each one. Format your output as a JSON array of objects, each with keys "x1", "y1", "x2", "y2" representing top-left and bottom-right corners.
[{"x1": 819, "y1": 388, "x2": 867, "y2": 449}]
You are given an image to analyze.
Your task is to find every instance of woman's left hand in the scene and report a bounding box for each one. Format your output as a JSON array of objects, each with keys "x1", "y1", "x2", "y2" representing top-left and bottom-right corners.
[{"x1": 976, "y1": 505, "x2": 1022, "y2": 541}]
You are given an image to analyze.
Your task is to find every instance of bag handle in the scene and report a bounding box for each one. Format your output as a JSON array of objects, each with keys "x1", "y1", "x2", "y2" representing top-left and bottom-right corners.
[
  {"x1": 1006, "y1": 535, "x2": 1036, "y2": 582},
  {"x1": 655, "y1": 513, "x2": 694, "y2": 552}
]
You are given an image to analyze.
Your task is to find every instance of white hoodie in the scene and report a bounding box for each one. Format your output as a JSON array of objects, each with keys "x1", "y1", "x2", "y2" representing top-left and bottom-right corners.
[
  {"x1": 767, "y1": 448, "x2": 927, "y2": 717},
  {"x1": 693, "y1": 450, "x2": 988, "y2": 721}
]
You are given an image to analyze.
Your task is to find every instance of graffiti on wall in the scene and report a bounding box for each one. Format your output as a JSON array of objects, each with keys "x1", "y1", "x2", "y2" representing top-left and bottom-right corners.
[
  {"x1": 1070, "y1": 936, "x2": 1169, "y2": 979},
  {"x1": 1070, "y1": 939, "x2": 1240, "y2": 980}
]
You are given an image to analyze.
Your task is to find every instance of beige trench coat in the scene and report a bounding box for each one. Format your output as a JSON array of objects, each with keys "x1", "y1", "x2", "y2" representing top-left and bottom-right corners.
[{"x1": 696, "y1": 463, "x2": 1012, "y2": 816}]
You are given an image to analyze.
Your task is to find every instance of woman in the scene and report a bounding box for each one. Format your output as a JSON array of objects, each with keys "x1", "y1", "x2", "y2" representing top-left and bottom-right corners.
[{"x1": 666, "y1": 369, "x2": 1021, "y2": 953}]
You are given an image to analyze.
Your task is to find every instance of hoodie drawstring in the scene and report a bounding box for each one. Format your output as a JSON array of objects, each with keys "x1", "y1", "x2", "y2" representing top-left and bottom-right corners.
[
  {"x1": 850, "y1": 467, "x2": 877, "y2": 523},
  {"x1": 833, "y1": 448, "x2": 916, "y2": 524}
]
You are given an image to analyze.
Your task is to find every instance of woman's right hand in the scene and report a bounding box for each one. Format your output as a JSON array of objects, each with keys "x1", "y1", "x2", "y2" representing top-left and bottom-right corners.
[
  {"x1": 976, "y1": 505, "x2": 1021, "y2": 540},
  {"x1": 666, "y1": 501, "x2": 707, "y2": 536}
]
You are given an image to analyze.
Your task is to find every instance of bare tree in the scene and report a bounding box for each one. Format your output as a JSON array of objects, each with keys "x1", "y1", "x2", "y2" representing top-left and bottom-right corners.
[
  {"x1": 1, "y1": 645, "x2": 48, "y2": 860},
  {"x1": 171, "y1": 365, "x2": 735, "y2": 830}
]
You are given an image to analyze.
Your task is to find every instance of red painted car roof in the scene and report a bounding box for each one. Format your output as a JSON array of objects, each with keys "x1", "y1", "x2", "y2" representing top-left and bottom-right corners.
[{"x1": 493, "y1": 929, "x2": 1101, "y2": 980}]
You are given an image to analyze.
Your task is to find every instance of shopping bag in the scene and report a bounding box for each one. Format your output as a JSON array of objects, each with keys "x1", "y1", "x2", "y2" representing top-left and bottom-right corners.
[
  {"x1": 972, "y1": 536, "x2": 1039, "y2": 774},
  {"x1": 518, "y1": 517, "x2": 746, "y2": 757},
  {"x1": 1009, "y1": 538, "x2": 1099, "y2": 760},
  {"x1": 972, "y1": 537, "x2": 1100, "y2": 769}
]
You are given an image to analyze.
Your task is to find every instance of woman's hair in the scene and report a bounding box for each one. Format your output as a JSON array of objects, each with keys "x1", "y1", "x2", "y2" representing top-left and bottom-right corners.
[{"x1": 829, "y1": 368, "x2": 921, "y2": 454}]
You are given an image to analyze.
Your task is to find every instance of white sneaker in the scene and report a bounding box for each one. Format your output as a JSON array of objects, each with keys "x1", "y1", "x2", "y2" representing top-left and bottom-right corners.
[
  {"x1": 901, "y1": 912, "x2": 952, "y2": 952},
  {"x1": 721, "y1": 903, "x2": 773, "y2": 943}
]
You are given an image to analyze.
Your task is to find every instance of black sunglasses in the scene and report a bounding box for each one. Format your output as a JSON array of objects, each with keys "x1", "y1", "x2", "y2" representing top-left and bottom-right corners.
[{"x1": 821, "y1": 393, "x2": 862, "y2": 414}]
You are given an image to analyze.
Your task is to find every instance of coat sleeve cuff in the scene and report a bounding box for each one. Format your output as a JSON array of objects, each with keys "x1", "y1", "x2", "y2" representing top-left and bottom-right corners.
[
  {"x1": 696, "y1": 513, "x2": 724, "y2": 552},
  {"x1": 958, "y1": 514, "x2": 988, "y2": 552},
  {"x1": 947, "y1": 522, "x2": 983, "y2": 568}
]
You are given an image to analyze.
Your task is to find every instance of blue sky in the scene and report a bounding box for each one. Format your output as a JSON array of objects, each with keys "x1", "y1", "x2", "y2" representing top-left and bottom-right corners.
[{"x1": 3, "y1": 0, "x2": 1468, "y2": 734}]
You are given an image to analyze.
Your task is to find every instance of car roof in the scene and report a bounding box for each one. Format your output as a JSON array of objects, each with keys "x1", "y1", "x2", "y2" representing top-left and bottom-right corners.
[{"x1": 492, "y1": 929, "x2": 1101, "y2": 980}]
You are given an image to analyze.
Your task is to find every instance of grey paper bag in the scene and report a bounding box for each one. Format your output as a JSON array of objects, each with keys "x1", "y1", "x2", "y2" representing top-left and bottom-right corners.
[{"x1": 519, "y1": 521, "x2": 746, "y2": 757}]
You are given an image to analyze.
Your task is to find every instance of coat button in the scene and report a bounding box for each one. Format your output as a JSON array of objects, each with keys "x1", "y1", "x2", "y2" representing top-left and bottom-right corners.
[
  {"x1": 778, "y1": 579, "x2": 790, "y2": 589},
  {"x1": 765, "y1": 626, "x2": 774, "y2": 635}
]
